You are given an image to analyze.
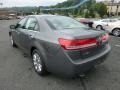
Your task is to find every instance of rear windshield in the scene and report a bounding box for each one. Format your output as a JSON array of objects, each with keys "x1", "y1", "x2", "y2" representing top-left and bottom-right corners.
[{"x1": 45, "y1": 16, "x2": 88, "y2": 30}]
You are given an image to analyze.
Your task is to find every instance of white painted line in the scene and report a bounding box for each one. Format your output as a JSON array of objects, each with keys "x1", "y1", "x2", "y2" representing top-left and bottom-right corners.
[{"x1": 115, "y1": 44, "x2": 120, "y2": 47}]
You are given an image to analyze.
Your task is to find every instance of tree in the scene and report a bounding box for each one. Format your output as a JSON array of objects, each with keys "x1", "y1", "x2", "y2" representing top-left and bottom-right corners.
[
  {"x1": 94, "y1": 2, "x2": 107, "y2": 18},
  {"x1": 89, "y1": 4, "x2": 96, "y2": 18},
  {"x1": 47, "y1": 0, "x2": 107, "y2": 18}
]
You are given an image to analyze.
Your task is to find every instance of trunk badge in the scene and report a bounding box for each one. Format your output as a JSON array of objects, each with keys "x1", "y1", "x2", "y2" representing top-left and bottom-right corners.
[{"x1": 97, "y1": 37, "x2": 102, "y2": 45}]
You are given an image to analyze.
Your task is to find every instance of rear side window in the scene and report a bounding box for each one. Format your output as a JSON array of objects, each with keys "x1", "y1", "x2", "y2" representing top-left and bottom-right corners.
[{"x1": 25, "y1": 17, "x2": 39, "y2": 31}]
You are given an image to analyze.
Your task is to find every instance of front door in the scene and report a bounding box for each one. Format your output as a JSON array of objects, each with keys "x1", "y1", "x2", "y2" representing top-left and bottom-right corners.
[{"x1": 12, "y1": 18, "x2": 28, "y2": 46}]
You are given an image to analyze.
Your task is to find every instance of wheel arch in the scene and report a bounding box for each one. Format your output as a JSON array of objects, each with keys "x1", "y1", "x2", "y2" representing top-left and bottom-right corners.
[
  {"x1": 30, "y1": 46, "x2": 37, "y2": 56},
  {"x1": 30, "y1": 41, "x2": 48, "y2": 67},
  {"x1": 30, "y1": 44, "x2": 47, "y2": 59},
  {"x1": 112, "y1": 28, "x2": 120, "y2": 33},
  {"x1": 96, "y1": 25, "x2": 102, "y2": 28}
]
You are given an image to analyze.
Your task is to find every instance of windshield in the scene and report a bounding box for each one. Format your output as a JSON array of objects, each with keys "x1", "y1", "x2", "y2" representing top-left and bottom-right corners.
[{"x1": 45, "y1": 16, "x2": 88, "y2": 30}]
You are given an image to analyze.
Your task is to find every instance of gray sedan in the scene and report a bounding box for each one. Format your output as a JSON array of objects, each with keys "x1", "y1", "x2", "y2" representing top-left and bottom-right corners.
[{"x1": 9, "y1": 15, "x2": 111, "y2": 77}]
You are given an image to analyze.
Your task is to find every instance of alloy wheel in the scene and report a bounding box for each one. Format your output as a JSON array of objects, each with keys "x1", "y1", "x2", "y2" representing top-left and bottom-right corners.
[
  {"x1": 113, "y1": 29, "x2": 120, "y2": 37},
  {"x1": 32, "y1": 53, "x2": 42, "y2": 72}
]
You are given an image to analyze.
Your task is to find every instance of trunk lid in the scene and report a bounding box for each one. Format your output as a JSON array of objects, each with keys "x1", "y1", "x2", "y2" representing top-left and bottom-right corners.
[
  {"x1": 53, "y1": 29, "x2": 108, "y2": 61},
  {"x1": 54, "y1": 29, "x2": 105, "y2": 39}
]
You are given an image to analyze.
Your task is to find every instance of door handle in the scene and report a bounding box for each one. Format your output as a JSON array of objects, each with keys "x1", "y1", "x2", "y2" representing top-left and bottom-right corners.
[{"x1": 29, "y1": 35, "x2": 34, "y2": 38}]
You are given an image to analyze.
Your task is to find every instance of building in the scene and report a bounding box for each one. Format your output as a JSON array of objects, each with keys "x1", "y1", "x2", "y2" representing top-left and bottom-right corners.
[
  {"x1": 0, "y1": 9, "x2": 17, "y2": 18},
  {"x1": 96, "y1": 0, "x2": 120, "y2": 15},
  {"x1": 107, "y1": 2, "x2": 120, "y2": 15}
]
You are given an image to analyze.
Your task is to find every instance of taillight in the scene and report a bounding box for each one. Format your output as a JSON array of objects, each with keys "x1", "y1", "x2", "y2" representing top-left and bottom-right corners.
[
  {"x1": 102, "y1": 33, "x2": 109, "y2": 43},
  {"x1": 59, "y1": 38, "x2": 97, "y2": 50}
]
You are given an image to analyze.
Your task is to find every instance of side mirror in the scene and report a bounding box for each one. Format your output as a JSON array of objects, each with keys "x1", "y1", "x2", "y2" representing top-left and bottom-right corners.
[{"x1": 10, "y1": 25, "x2": 16, "y2": 29}]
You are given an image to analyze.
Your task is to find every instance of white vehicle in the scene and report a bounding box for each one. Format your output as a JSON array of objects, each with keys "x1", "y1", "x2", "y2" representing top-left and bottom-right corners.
[
  {"x1": 92, "y1": 19, "x2": 119, "y2": 31},
  {"x1": 104, "y1": 20, "x2": 120, "y2": 37},
  {"x1": 93, "y1": 19, "x2": 120, "y2": 36}
]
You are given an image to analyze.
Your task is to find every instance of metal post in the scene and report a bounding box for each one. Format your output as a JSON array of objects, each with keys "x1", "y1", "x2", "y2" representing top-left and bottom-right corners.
[
  {"x1": 116, "y1": 5, "x2": 119, "y2": 16},
  {"x1": 110, "y1": 0, "x2": 114, "y2": 16}
]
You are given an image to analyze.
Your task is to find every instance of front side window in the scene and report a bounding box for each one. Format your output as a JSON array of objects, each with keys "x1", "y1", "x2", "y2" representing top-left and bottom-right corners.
[
  {"x1": 16, "y1": 18, "x2": 27, "y2": 28},
  {"x1": 45, "y1": 16, "x2": 88, "y2": 30},
  {"x1": 25, "y1": 18, "x2": 38, "y2": 30}
]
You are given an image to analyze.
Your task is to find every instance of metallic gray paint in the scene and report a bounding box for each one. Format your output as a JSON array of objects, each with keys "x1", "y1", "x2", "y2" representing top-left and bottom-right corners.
[{"x1": 9, "y1": 15, "x2": 111, "y2": 77}]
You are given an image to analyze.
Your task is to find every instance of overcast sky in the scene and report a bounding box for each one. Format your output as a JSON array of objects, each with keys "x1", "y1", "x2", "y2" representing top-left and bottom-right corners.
[
  {"x1": 1, "y1": 0, "x2": 67, "y2": 7},
  {"x1": 1, "y1": 0, "x2": 120, "y2": 7}
]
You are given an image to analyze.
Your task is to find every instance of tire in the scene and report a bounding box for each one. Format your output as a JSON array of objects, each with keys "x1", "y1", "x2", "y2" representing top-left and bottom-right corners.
[
  {"x1": 112, "y1": 28, "x2": 120, "y2": 37},
  {"x1": 32, "y1": 49, "x2": 48, "y2": 76},
  {"x1": 96, "y1": 25, "x2": 103, "y2": 30},
  {"x1": 10, "y1": 35, "x2": 17, "y2": 47}
]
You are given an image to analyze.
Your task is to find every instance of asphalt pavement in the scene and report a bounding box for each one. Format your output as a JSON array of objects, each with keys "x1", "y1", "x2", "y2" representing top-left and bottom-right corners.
[{"x1": 0, "y1": 20, "x2": 120, "y2": 90}]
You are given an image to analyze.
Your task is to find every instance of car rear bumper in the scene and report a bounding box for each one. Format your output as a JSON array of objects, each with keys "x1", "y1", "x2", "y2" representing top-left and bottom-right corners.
[
  {"x1": 68, "y1": 45, "x2": 111, "y2": 77},
  {"x1": 47, "y1": 44, "x2": 111, "y2": 77},
  {"x1": 73, "y1": 50, "x2": 109, "y2": 75}
]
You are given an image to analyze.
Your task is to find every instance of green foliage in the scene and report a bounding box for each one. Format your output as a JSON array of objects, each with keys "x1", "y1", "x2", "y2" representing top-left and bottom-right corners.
[
  {"x1": 96, "y1": 2, "x2": 107, "y2": 18},
  {"x1": 83, "y1": 1, "x2": 107, "y2": 18},
  {"x1": 85, "y1": 11, "x2": 89, "y2": 18},
  {"x1": 89, "y1": 4, "x2": 95, "y2": 18}
]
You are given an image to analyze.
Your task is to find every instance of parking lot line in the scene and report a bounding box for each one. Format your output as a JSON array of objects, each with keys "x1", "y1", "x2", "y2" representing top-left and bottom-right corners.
[{"x1": 115, "y1": 44, "x2": 120, "y2": 47}]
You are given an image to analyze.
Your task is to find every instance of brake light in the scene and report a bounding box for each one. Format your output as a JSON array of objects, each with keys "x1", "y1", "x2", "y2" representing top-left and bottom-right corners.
[
  {"x1": 59, "y1": 38, "x2": 97, "y2": 50},
  {"x1": 102, "y1": 33, "x2": 109, "y2": 43}
]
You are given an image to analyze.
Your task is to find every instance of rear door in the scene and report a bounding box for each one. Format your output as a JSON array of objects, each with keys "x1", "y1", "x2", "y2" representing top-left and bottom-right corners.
[{"x1": 19, "y1": 17, "x2": 39, "y2": 51}]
